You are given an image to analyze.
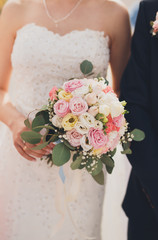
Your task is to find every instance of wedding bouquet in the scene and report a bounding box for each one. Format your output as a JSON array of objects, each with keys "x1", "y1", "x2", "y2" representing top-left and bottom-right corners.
[
  {"x1": 150, "y1": 12, "x2": 158, "y2": 37},
  {"x1": 21, "y1": 60, "x2": 145, "y2": 185}
]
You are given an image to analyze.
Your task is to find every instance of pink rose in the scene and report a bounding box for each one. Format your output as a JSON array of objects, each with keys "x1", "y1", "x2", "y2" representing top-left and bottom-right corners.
[
  {"x1": 85, "y1": 92, "x2": 97, "y2": 106},
  {"x1": 66, "y1": 128, "x2": 83, "y2": 147},
  {"x1": 113, "y1": 114, "x2": 124, "y2": 128},
  {"x1": 64, "y1": 79, "x2": 84, "y2": 92},
  {"x1": 153, "y1": 20, "x2": 158, "y2": 33},
  {"x1": 49, "y1": 86, "x2": 58, "y2": 101},
  {"x1": 88, "y1": 106, "x2": 99, "y2": 117},
  {"x1": 69, "y1": 96, "x2": 88, "y2": 116},
  {"x1": 88, "y1": 128, "x2": 108, "y2": 149},
  {"x1": 54, "y1": 100, "x2": 70, "y2": 117}
]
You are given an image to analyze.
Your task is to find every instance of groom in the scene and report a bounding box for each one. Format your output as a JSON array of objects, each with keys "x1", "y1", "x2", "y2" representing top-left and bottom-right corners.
[{"x1": 120, "y1": 0, "x2": 158, "y2": 239}]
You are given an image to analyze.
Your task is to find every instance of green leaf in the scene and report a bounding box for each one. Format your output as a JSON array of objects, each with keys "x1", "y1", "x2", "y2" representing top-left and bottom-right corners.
[
  {"x1": 63, "y1": 139, "x2": 76, "y2": 151},
  {"x1": 101, "y1": 155, "x2": 115, "y2": 174},
  {"x1": 131, "y1": 129, "x2": 145, "y2": 141},
  {"x1": 92, "y1": 170, "x2": 104, "y2": 185},
  {"x1": 21, "y1": 131, "x2": 42, "y2": 144},
  {"x1": 121, "y1": 148, "x2": 132, "y2": 155},
  {"x1": 36, "y1": 110, "x2": 49, "y2": 124},
  {"x1": 32, "y1": 115, "x2": 46, "y2": 132},
  {"x1": 108, "y1": 148, "x2": 117, "y2": 157},
  {"x1": 24, "y1": 119, "x2": 31, "y2": 129},
  {"x1": 92, "y1": 160, "x2": 103, "y2": 176},
  {"x1": 31, "y1": 141, "x2": 49, "y2": 150},
  {"x1": 52, "y1": 143, "x2": 71, "y2": 166},
  {"x1": 80, "y1": 60, "x2": 93, "y2": 75},
  {"x1": 71, "y1": 155, "x2": 82, "y2": 170}
]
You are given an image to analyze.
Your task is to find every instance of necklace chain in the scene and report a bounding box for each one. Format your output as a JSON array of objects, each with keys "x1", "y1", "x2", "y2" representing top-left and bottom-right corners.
[{"x1": 43, "y1": 0, "x2": 83, "y2": 27}]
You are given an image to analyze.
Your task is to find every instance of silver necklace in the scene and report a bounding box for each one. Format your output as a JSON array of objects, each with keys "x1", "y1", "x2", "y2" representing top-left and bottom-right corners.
[{"x1": 43, "y1": 0, "x2": 83, "y2": 27}]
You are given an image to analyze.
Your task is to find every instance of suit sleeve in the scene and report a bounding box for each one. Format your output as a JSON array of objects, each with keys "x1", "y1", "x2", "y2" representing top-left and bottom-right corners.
[{"x1": 120, "y1": 1, "x2": 158, "y2": 214}]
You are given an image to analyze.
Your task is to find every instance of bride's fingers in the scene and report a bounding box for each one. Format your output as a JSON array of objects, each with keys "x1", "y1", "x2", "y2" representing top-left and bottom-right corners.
[
  {"x1": 25, "y1": 143, "x2": 48, "y2": 155},
  {"x1": 14, "y1": 143, "x2": 36, "y2": 161},
  {"x1": 17, "y1": 140, "x2": 45, "y2": 158}
]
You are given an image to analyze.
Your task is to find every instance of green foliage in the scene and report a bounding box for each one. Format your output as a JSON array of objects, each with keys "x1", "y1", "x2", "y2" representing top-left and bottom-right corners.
[
  {"x1": 101, "y1": 154, "x2": 115, "y2": 174},
  {"x1": 24, "y1": 119, "x2": 31, "y2": 129},
  {"x1": 31, "y1": 142, "x2": 49, "y2": 150},
  {"x1": 131, "y1": 129, "x2": 145, "y2": 142},
  {"x1": 91, "y1": 160, "x2": 103, "y2": 176},
  {"x1": 21, "y1": 131, "x2": 42, "y2": 144},
  {"x1": 71, "y1": 155, "x2": 82, "y2": 170},
  {"x1": 36, "y1": 110, "x2": 49, "y2": 124},
  {"x1": 52, "y1": 143, "x2": 71, "y2": 166},
  {"x1": 63, "y1": 139, "x2": 76, "y2": 151},
  {"x1": 92, "y1": 171, "x2": 104, "y2": 185},
  {"x1": 80, "y1": 60, "x2": 93, "y2": 75},
  {"x1": 32, "y1": 115, "x2": 46, "y2": 132}
]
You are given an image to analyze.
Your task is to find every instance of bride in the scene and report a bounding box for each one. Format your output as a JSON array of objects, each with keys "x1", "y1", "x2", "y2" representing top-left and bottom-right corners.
[{"x1": 0, "y1": 0, "x2": 131, "y2": 239}]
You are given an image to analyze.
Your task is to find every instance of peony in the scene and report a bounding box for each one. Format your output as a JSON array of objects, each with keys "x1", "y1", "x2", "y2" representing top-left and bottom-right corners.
[
  {"x1": 54, "y1": 99, "x2": 70, "y2": 117},
  {"x1": 88, "y1": 106, "x2": 99, "y2": 117},
  {"x1": 79, "y1": 113, "x2": 95, "y2": 128},
  {"x1": 84, "y1": 92, "x2": 97, "y2": 106},
  {"x1": 63, "y1": 79, "x2": 84, "y2": 92},
  {"x1": 71, "y1": 85, "x2": 89, "y2": 97},
  {"x1": 62, "y1": 113, "x2": 78, "y2": 131},
  {"x1": 69, "y1": 96, "x2": 88, "y2": 116},
  {"x1": 58, "y1": 90, "x2": 72, "y2": 101},
  {"x1": 88, "y1": 128, "x2": 108, "y2": 149},
  {"x1": 66, "y1": 129, "x2": 83, "y2": 147},
  {"x1": 52, "y1": 115, "x2": 63, "y2": 128},
  {"x1": 99, "y1": 104, "x2": 110, "y2": 117},
  {"x1": 106, "y1": 115, "x2": 119, "y2": 134},
  {"x1": 80, "y1": 135, "x2": 93, "y2": 152},
  {"x1": 49, "y1": 86, "x2": 58, "y2": 101}
]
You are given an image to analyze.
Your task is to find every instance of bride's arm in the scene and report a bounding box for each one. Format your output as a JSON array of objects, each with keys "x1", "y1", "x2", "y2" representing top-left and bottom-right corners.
[
  {"x1": 108, "y1": 3, "x2": 131, "y2": 97},
  {"x1": 0, "y1": 2, "x2": 50, "y2": 160}
]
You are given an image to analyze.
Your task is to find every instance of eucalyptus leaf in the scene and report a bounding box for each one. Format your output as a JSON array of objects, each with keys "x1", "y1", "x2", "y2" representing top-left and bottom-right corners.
[
  {"x1": 92, "y1": 170, "x2": 104, "y2": 185},
  {"x1": 36, "y1": 110, "x2": 49, "y2": 124},
  {"x1": 92, "y1": 160, "x2": 103, "y2": 176},
  {"x1": 31, "y1": 141, "x2": 49, "y2": 150},
  {"x1": 101, "y1": 155, "x2": 115, "y2": 174},
  {"x1": 52, "y1": 143, "x2": 71, "y2": 166},
  {"x1": 131, "y1": 129, "x2": 145, "y2": 142},
  {"x1": 108, "y1": 148, "x2": 117, "y2": 157},
  {"x1": 80, "y1": 60, "x2": 93, "y2": 75},
  {"x1": 32, "y1": 115, "x2": 46, "y2": 132},
  {"x1": 106, "y1": 165, "x2": 114, "y2": 174},
  {"x1": 21, "y1": 131, "x2": 42, "y2": 144},
  {"x1": 63, "y1": 139, "x2": 76, "y2": 151},
  {"x1": 121, "y1": 148, "x2": 132, "y2": 155},
  {"x1": 71, "y1": 155, "x2": 82, "y2": 170},
  {"x1": 24, "y1": 119, "x2": 31, "y2": 129}
]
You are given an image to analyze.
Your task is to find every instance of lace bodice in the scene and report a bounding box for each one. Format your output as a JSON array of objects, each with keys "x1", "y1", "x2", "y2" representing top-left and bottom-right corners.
[{"x1": 9, "y1": 23, "x2": 110, "y2": 115}]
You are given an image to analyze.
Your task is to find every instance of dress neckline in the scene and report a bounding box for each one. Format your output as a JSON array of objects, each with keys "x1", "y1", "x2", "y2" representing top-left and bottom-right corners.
[{"x1": 16, "y1": 23, "x2": 109, "y2": 41}]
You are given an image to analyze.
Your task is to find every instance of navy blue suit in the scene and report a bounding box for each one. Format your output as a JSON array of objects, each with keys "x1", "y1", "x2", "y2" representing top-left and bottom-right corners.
[{"x1": 120, "y1": 1, "x2": 158, "y2": 239}]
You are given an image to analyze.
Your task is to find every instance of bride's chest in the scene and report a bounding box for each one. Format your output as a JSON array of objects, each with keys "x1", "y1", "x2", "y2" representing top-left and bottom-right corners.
[{"x1": 11, "y1": 24, "x2": 110, "y2": 75}]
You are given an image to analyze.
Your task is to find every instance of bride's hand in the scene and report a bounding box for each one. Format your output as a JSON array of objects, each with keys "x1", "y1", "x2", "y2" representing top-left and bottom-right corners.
[{"x1": 10, "y1": 117, "x2": 54, "y2": 161}]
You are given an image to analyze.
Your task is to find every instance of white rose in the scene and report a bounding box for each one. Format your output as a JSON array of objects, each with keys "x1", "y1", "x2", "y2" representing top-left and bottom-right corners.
[
  {"x1": 110, "y1": 101, "x2": 124, "y2": 118},
  {"x1": 80, "y1": 135, "x2": 93, "y2": 152},
  {"x1": 72, "y1": 85, "x2": 89, "y2": 97},
  {"x1": 75, "y1": 122, "x2": 89, "y2": 134},
  {"x1": 84, "y1": 92, "x2": 97, "y2": 106},
  {"x1": 88, "y1": 106, "x2": 99, "y2": 117},
  {"x1": 94, "y1": 120, "x2": 103, "y2": 130},
  {"x1": 79, "y1": 113, "x2": 95, "y2": 128},
  {"x1": 106, "y1": 131, "x2": 118, "y2": 148},
  {"x1": 52, "y1": 115, "x2": 63, "y2": 128},
  {"x1": 99, "y1": 104, "x2": 110, "y2": 117},
  {"x1": 97, "y1": 92, "x2": 117, "y2": 105}
]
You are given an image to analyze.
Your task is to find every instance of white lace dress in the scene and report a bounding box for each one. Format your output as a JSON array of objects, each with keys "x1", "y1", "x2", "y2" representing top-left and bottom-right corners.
[{"x1": 0, "y1": 23, "x2": 110, "y2": 240}]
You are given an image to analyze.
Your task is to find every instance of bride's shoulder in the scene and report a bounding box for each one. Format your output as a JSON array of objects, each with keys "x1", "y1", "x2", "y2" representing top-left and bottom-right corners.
[
  {"x1": 102, "y1": 0, "x2": 129, "y2": 18},
  {"x1": 0, "y1": 0, "x2": 28, "y2": 32}
]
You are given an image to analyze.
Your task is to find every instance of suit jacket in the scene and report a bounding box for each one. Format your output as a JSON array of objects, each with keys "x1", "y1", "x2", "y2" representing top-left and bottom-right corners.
[{"x1": 120, "y1": 0, "x2": 158, "y2": 222}]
